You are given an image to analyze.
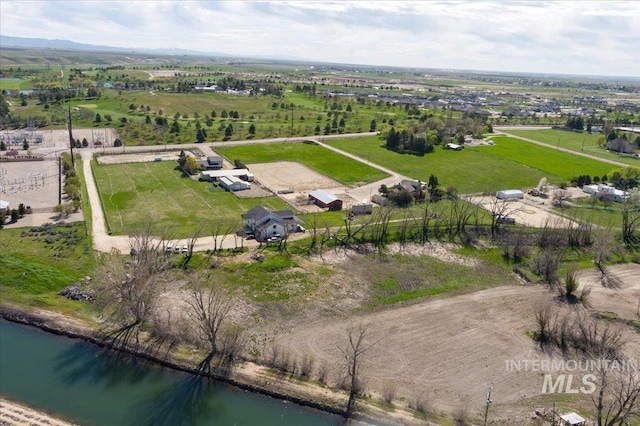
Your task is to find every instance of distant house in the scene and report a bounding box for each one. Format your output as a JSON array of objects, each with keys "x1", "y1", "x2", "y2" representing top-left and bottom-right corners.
[
  {"x1": 242, "y1": 206, "x2": 303, "y2": 241},
  {"x1": 397, "y1": 179, "x2": 423, "y2": 195},
  {"x1": 0, "y1": 200, "x2": 9, "y2": 213},
  {"x1": 607, "y1": 138, "x2": 635, "y2": 154},
  {"x1": 197, "y1": 155, "x2": 224, "y2": 170},
  {"x1": 309, "y1": 189, "x2": 343, "y2": 211}
]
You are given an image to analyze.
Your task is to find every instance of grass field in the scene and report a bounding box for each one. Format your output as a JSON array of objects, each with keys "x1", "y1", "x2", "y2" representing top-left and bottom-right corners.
[
  {"x1": 476, "y1": 136, "x2": 614, "y2": 180},
  {"x1": 0, "y1": 222, "x2": 94, "y2": 313},
  {"x1": 325, "y1": 136, "x2": 550, "y2": 193},
  {"x1": 92, "y1": 160, "x2": 290, "y2": 237},
  {"x1": 0, "y1": 78, "x2": 33, "y2": 91},
  {"x1": 215, "y1": 141, "x2": 389, "y2": 186},
  {"x1": 505, "y1": 129, "x2": 640, "y2": 166}
]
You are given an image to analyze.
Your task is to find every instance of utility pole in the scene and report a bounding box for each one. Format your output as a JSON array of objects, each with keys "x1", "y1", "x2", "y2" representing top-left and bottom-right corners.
[
  {"x1": 57, "y1": 155, "x2": 62, "y2": 205},
  {"x1": 290, "y1": 104, "x2": 294, "y2": 138},
  {"x1": 483, "y1": 386, "x2": 493, "y2": 426},
  {"x1": 67, "y1": 104, "x2": 76, "y2": 168}
]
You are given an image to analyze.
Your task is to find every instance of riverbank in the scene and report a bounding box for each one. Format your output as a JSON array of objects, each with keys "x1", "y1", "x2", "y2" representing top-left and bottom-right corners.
[
  {"x1": 0, "y1": 306, "x2": 427, "y2": 426},
  {"x1": 0, "y1": 398, "x2": 76, "y2": 426}
]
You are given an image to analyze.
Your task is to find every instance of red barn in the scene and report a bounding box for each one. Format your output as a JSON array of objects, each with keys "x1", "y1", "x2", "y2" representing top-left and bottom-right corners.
[{"x1": 309, "y1": 189, "x2": 343, "y2": 211}]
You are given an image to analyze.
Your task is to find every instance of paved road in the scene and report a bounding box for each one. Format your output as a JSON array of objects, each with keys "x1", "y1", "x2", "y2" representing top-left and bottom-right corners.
[{"x1": 494, "y1": 127, "x2": 628, "y2": 168}]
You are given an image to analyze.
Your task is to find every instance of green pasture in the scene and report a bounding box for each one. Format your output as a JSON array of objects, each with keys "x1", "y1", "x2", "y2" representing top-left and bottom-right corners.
[
  {"x1": 477, "y1": 136, "x2": 614, "y2": 180},
  {"x1": 0, "y1": 222, "x2": 94, "y2": 313},
  {"x1": 91, "y1": 160, "x2": 290, "y2": 238},
  {"x1": 0, "y1": 78, "x2": 33, "y2": 91},
  {"x1": 215, "y1": 141, "x2": 389, "y2": 186},
  {"x1": 505, "y1": 129, "x2": 640, "y2": 166},
  {"x1": 325, "y1": 136, "x2": 550, "y2": 193}
]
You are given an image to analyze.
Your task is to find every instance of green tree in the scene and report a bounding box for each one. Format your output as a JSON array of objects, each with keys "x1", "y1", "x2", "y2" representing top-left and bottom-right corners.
[
  {"x1": 94, "y1": 113, "x2": 102, "y2": 123},
  {"x1": 224, "y1": 124, "x2": 234, "y2": 138},
  {"x1": 370, "y1": 119, "x2": 377, "y2": 132},
  {"x1": 427, "y1": 174, "x2": 440, "y2": 199},
  {"x1": 248, "y1": 123, "x2": 256, "y2": 136},
  {"x1": 10, "y1": 208, "x2": 19, "y2": 223},
  {"x1": 0, "y1": 140, "x2": 6, "y2": 151},
  {"x1": 196, "y1": 127, "x2": 206, "y2": 143},
  {"x1": 82, "y1": 138, "x2": 88, "y2": 148},
  {"x1": 170, "y1": 120, "x2": 181, "y2": 134},
  {"x1": 0, "y1": 93, "x2": 9, "y2": 118},
  {"x1": 22, "y1": 139, "x2": 29, "y2": 150}
]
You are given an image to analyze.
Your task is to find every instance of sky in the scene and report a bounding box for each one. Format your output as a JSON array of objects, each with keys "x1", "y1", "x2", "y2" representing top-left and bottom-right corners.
[{"x1": 1, "y1": 1, "x2": 639, "y2": 77}]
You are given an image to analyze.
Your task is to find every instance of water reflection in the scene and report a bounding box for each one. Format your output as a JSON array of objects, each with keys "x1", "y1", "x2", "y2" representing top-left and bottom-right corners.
[{"x1": 54, "y1": 342, "x2": 221, "y2": 425}]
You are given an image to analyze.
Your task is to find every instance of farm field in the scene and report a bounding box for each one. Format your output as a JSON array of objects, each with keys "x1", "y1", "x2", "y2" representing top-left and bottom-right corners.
[
  {"x1": 475, "y1": 136, "x2": 614, "y2": 180},
  {"x1": 505, "y1": 129, "x2": 640, "y2": 166},
  {"x1": 325, "y1": 136, "x2": 551, "y2": 193},
  {"x1": 0, "y1": 78, "x2": 33, "y2": 91},
  {"x1": 215, "y1": 141, "x2": 389, "y2": 186},
  {"x1": 91, "y1": 160, "x2": 290, "y2": 238}
]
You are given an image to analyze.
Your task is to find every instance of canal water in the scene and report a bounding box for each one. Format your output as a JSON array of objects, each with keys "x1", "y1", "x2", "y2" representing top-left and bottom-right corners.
[{"x1": 0, "y1": 320, "x2": 343, "y2": 426}]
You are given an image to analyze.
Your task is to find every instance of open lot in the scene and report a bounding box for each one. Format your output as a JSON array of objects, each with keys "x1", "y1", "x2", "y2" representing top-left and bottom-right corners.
[
  {"x1": 216, "y1": 141, "x2": 389, "y2": 187},
  {"x1": 91, "y1": 160, "x2": 290, "y2": 238},
  {"x1": 504, "y1": 128, "x2": 640, "y2": 167},
  {"x1": 248, "y1": 161, "x2": 357, "y2": 213},
  {"x1": 275, "y1": 261, "x2": 640, "y2": 422}
]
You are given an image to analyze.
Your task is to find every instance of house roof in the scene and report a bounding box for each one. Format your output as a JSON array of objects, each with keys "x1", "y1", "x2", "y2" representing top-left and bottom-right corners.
[
  {"x1": 309, "y1": 189, "x2": 340, "y2": 204},
  {"x1": 242, "y1": 205, "x2": 271, "y2": 221},
  {"x1": 560, "y1": 412, "x2": 586, "y2": 425},
  {"x1": 243, "y1": 207, "x2": 302, "y2": 225},
  {"x1": 399, "y1": 179, "x2": 421, "y2": 193},
  {"x1": 0, "y1": 200, "x2": 9, "y2": 209}
]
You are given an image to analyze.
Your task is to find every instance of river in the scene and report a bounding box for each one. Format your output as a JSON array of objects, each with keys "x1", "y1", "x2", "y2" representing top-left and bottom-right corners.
[{"x1": 0, "y1": 320, "x2": 343, "y2": 425}]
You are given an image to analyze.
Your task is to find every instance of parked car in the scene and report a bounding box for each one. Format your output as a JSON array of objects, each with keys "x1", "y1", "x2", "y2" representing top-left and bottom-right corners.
[
  {"x1": 165, "y1": 243, "x2": 174, "y2": 253},
  {"x1": 182, "y1": 245, "x2": 189, "y2": 253}
]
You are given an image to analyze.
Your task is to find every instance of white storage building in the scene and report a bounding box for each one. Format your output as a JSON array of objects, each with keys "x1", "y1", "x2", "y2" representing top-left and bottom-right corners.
[{"x1": 496, "y1": 189, "x2": 524, "y2": 200}]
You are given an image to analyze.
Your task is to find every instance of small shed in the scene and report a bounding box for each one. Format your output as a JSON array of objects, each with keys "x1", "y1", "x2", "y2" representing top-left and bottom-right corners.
[
  {"x1": 0, "y1": 200, "x2": 9, "y2": 212},
  {"x1": 352, "y1": 202, "x2": 373, "y2": 215},
  {"x1": 496, "y1": 189, "x2": 524, "y2": 200},
  {"x1": 309, "y1": 189, "x2": 343, "y2": 211},
  {"x1": 560, "y1": 412, "x2": 586, "y2": 426}
]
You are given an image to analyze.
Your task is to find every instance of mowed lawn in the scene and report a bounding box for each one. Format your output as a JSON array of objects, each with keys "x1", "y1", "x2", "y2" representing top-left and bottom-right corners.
[
  {"x1": 215, "y1": 141, "x2": 389, "y2": 186},
  {"x1": 92, "y1": 160, "x2": 289, "y2": 237},
  {"x1": 505, "y1": 129, "x2": 640, "y2": 166},
  {"x1": 477, "y1": 137, "x2": 614, "y2": 180},
  {"x1": 325, "y1": 136, "x2": 550, "y2": 193}
]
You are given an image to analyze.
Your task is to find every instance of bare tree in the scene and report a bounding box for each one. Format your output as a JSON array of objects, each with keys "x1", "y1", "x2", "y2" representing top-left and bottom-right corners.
[
  {"x1": 485, "y1": 197, "x2": 524, "y2": 239},
  {"x1": 185, "y1": 273, "x2": 234, "y2": 357},
  {"x1": 94, "y1": 226, "x2": 172, "y2": 338},
  {"x1": 338, "y1": 322, "x2": 380, "y2": 416},
  {"x1": 620, "y1": 188, "x2": 640, "y2": 245},
  {"x1": 592, "y1": 365, "x2": 640, "y2": 426},
  {"x1": 592, "y1": 226, "x2": 616, "y2": 269},
  {"x1": 182, "y1": 227, "x2": 201, "y2": 267}
]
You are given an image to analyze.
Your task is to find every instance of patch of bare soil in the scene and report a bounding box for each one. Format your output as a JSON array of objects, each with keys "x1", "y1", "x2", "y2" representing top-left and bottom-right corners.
[
  {"x1": 0, "y1": 399, "x2": 76, "y2": 426},
  {"x1": 142, "y1": 247, "x2": 640, "y2": 424},
  {"x1": 270, "y1": 263, "x2": 640, "y2": 422}
]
